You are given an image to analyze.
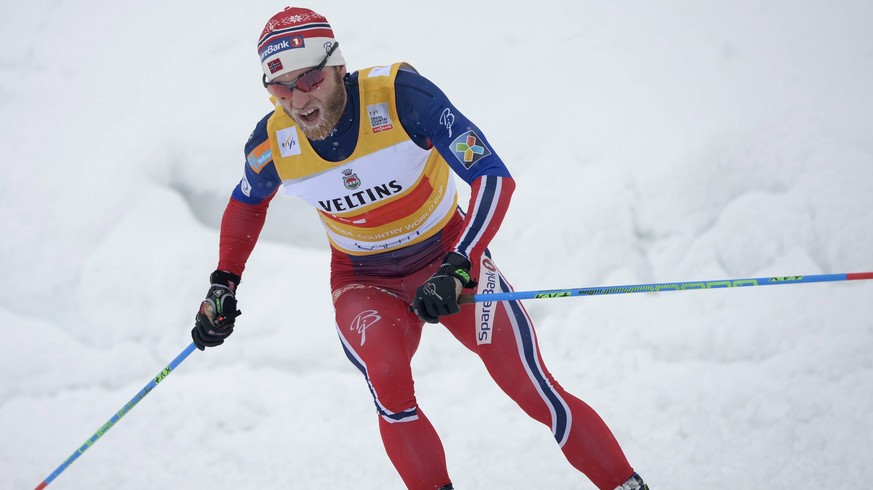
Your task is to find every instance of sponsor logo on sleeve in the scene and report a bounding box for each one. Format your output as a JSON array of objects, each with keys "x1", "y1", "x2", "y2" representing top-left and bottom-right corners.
[
  {"x1": 439, "y1": 108, "x2": 455, "y2": 138},
  {"x1": 276, "y1": 127, "x2": 302, "y2": 157},
  {"x1": 241, "y1": 175, "x2": 252, "y2": 197},
  {"x1": 246, "y1": 141, "x2": 273, "y2": 172},
  {"x1": 367, "y1": 103, "x2": 394, "y2": 133},
  {"x1": 450, "y1": 130, "x2": 491, "y2": 169}
]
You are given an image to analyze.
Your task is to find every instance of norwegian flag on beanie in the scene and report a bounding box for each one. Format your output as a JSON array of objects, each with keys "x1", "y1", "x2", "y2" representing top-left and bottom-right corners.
[{"x1": 257, "y1": 7, "x2": 346, "y2": 80}]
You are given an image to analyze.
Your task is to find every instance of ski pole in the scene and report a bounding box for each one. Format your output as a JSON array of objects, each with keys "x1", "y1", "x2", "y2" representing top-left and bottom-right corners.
[
  {"x1": 34, "y1": 341, "x2": 199, "y2": 490},
  {"x1": 458, "y1": 272, "x2": 873, "y2": 304}
]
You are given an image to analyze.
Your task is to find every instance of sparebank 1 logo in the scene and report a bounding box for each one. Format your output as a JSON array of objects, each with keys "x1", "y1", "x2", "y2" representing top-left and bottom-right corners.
[
  {"x1": 450, "y1": 130, "x2": 491, "y2": 169},
  {"x1": 259, "y1": 35, "x2": 305, "y2": 62}
]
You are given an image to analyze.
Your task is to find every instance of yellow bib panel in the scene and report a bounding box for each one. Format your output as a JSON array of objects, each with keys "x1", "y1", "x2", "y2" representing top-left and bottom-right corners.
[{"x1": 265, "y1": 63, "x2": 458, "y2": 256}]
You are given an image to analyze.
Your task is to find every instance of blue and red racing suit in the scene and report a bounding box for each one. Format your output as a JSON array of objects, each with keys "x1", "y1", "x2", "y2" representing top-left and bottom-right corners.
[{"x1": 215, "y1": 63, "x2": 634, "y2": 489}]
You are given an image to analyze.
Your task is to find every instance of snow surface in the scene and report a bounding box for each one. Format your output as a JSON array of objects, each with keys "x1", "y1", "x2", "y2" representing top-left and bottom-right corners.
[{"x1": 2, "y1": 0, "x2": 873, "y2": 488}]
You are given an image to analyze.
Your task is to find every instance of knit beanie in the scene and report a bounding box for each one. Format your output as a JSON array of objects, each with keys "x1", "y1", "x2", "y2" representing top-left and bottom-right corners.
[{"x1": 257, "y1": 7, "x2": 346, "y2": 80}]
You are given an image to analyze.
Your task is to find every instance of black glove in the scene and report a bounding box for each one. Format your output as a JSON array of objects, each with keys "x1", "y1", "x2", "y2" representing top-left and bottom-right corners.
[
  {"x1": 192, "y1": 270, "x2": 242, "y2": 350},
  {"x1": 412, "y1": 252, "x2": 476, "y2": 324}
]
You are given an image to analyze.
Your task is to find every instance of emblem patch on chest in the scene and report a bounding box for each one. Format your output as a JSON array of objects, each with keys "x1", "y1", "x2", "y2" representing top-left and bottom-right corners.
[
  {"x1": 276, "y1": 127, "x2": 302, "y2": 157},
  {"x1": 450, "y1": 130, "x2": 491, "y2": 169},
  {"x1": 342, "y1": 168, "x2": 361, "y2": 190},
  {"x1": 367, "y1": 103, "x2": 394, "y2": 133}
]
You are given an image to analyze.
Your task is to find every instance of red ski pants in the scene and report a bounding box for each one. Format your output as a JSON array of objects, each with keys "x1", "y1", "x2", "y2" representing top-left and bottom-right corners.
[{"x1": 332, "y1": 253, "x2": 634, "y2": 490}]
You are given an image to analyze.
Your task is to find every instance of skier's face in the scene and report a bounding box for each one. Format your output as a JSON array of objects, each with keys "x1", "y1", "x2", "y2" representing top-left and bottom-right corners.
[{"x1": 271, "y1": 65, "x2": 348, "y2": 141}]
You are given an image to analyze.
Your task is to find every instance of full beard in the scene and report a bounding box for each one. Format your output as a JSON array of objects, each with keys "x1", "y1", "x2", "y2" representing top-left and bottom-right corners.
[{"x1": 290, "y1": 70, "x2": 347, "y2": 141}]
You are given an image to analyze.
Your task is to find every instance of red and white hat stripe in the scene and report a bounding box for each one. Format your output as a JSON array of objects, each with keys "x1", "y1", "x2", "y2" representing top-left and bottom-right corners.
[{"x1": 257, "y1": 24, "x2": 334, "y2": 50}]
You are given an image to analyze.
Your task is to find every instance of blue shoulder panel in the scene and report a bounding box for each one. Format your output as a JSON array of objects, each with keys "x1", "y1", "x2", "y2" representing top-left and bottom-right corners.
[{"x1": 394, "y1": 69, "x2": 511, "y2": 183}]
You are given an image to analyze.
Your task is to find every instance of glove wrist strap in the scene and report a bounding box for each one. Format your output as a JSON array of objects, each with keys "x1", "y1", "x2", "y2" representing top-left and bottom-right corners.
[
  {"x1": 210, "y1": 270, "x2": 241, "y2": 291},
  {"x1": 440, "y1": 252, "x2": 476, "y2": 288}
]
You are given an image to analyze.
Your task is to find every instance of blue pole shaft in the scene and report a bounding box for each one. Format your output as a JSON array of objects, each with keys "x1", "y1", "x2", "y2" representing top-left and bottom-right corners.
[
  {"x1": 458, "y1": 272, "x2": 873, "y2": 304},
  {"x1": 34, "y1": 342, "x2": 199, "y2": 490}
]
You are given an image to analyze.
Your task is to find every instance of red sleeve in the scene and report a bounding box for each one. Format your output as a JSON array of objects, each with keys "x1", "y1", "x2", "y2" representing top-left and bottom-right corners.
[
  {"x1": 216, "y1": 194, "x2": 276, "y2": 277},
  {"x1": 451, "y1": 175, "x2": 515, "y2": 265}
]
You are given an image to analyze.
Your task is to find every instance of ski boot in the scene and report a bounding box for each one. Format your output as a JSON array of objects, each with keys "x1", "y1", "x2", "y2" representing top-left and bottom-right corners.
[{"x1": 615, "y1": 472, "x2": 649, "y2": 490}]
